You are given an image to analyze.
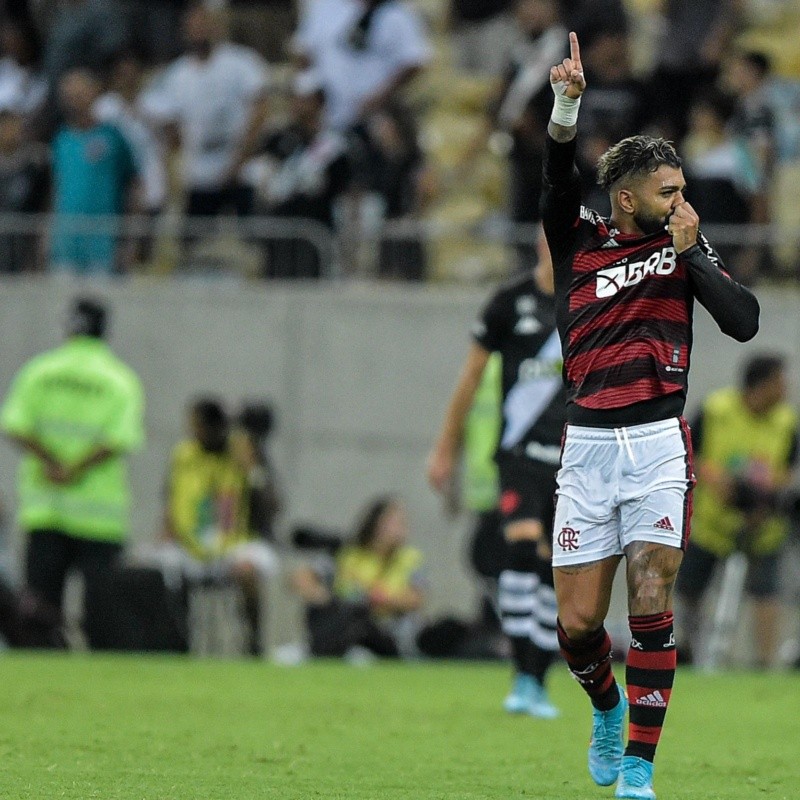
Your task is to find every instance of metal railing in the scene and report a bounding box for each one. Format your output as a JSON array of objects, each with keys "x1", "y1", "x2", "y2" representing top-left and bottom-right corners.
[{"x1": 0, "y1": 212, "x2": 797, "y2": 282}]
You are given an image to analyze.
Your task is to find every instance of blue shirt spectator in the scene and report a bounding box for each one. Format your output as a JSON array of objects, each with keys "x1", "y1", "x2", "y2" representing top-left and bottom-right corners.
[{"x1": 50, "y1": 69, "x2": 138, "y2": 275}]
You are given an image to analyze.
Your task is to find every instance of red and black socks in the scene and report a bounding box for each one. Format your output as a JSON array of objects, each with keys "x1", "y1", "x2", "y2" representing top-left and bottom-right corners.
[
  {"x1": 557, "y1": 620, "x2": 620, "y2": 711},
  {"x1": 625, "y1": 612, "x2": 676, "y2": 762}
]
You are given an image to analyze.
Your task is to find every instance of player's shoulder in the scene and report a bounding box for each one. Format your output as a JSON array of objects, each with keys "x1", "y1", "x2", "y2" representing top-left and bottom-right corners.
[
  {"x1": 91, "y1": 347, "x2": 141, "y2": 390},
  {"x1": 490, "y1": 272, "x2": 536, "y2": 304},
  {"x1": 578, "y1": 205, "x2": 605, "y2": 227},
  {"x1": 573, "y1": 205, "x2": 615, "y2": 244},
  {"x1": 12, "y1": 347, "x2": 61, "y2": 383}
]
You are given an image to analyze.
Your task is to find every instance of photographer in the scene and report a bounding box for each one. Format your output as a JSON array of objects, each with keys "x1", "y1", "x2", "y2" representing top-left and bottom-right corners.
[
  {"x1": 288, "y1": 495, "x2": 426, "y2": 660},
  {"x1": 676, "y1": 354, "x2": 799, "y2": 668},
  {"x1": 159, "y1": 397, "x2": 278, "y2": 656},
  {"x1": 231, "y1": 402, "x2": 283, "y2": 543}
]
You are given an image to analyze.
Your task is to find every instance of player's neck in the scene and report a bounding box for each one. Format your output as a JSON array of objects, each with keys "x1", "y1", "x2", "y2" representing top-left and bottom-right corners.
[{"x1": 609, "y1": 214, "x2": 645, "y2": 237}]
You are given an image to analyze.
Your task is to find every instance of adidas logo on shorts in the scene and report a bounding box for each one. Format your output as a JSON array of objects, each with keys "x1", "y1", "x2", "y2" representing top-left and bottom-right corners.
[
  {"x1": 653, "y1": 516, "x2": 675, "y2": 532},
  {"x1": 636, "y1": 690, "x2": 668, "y2": 708}
]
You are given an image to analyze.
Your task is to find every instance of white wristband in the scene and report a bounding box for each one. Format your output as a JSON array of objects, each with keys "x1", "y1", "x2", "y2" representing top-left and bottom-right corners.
[{"x1": 550, "y1": 92, "x2": 581, "y2": 127}]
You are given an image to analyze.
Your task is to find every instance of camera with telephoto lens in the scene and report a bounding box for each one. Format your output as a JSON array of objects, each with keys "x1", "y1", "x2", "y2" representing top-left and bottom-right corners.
[
  {"x1": 291, "y1": 525, "x2": 344, "y2": 555},
  {"x1": 731, "y1": 477, "x2": 800, "y2": 519}
]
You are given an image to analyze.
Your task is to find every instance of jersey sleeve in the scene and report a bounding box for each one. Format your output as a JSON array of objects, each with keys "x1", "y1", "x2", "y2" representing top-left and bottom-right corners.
[
  {"x1": 471, "y1": 289, "x2": 507, "y2": 352},
  {"x1": 0, "y1": 362, "x2": 39, "y2": 438},
  {"x1": 684, "y1": 231, "x2": 759, "y2": 342},
  {"x1": 540, "y1": 133, "x2": 582, "y2": 267}
]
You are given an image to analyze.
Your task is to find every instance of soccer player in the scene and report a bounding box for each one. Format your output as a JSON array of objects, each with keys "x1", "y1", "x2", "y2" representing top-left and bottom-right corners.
[
  {"x1": 428, "y1": 230, "x2": 565, "y2": 719},
  {"x1": 542, "y1": 32, "x2": 759, "y2": 799}
]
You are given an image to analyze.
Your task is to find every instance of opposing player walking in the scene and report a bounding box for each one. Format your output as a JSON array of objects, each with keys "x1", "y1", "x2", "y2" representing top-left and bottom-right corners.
[
  {"x1": 542, "y1": 33, "x2": 759, "y2": 799},
  {"x1": 429, "y1": 233, "x2": 565, "y2": 719}
]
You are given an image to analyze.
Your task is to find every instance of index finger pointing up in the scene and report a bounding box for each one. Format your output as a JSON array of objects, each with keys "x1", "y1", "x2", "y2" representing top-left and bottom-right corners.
[{"x1": 569, "y1": 31, "x2": 581, "y2": 65}]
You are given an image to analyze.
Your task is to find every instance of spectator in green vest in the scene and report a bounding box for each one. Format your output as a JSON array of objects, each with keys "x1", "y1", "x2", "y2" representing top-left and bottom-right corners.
[
  {"x1": 676, "y1": 353, "x2": 798, "y2": 668},
  {"x1": 0, "y1": 297, "x2": 144, "y2": 647}
]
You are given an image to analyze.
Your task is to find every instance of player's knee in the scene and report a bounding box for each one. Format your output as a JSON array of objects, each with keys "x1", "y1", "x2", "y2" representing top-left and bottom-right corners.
[{"x1": 558, "y1": 606, "x2": 605, "y2": 641}]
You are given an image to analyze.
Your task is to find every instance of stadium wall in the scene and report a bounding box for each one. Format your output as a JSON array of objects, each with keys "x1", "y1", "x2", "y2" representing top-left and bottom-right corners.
[{"x1": 0, "y1": 279, "x2": 795, "y2": 646}]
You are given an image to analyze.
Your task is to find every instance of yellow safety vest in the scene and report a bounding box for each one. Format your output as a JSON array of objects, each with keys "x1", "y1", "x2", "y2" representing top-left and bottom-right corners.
[{"x1": 691, "y1": 388, "x2": 797, "y2": 556}]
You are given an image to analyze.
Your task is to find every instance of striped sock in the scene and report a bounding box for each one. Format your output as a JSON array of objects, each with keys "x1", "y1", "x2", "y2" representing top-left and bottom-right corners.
[
  {"x1": 557, "y1": 620, "x2": 619, "y2": 711},
  {"x1": 499, "y1": 540, "x2": 559, "y2": 683},
  {"x1": 625, "y1": 612, "x2": 676, "y2": 762},
  {"x1": 499, "y1": 541, "x2": 540, "y2": 677},
  {"x1": 528, "y1": 580, "x2": 559, "y2": 683}
]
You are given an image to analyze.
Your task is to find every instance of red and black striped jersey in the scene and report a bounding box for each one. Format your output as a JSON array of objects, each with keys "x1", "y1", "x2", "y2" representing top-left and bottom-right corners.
[{"x1": 541, "y1": 134, "x2": 759, "y2": 427}]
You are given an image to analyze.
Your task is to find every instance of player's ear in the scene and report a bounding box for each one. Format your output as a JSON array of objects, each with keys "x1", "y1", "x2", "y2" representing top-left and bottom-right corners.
[{"x1": 617, "y1": 188, "x2": 635, "y2": 215}]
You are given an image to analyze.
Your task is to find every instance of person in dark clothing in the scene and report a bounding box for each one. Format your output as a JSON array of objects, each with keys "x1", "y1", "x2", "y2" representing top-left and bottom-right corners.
[
  {"x1": 494, "y1": 0, "x2": 566, "y2": 234},
  {"x1": 646, "y1": 0, "x2": 741, "y2": 141},
  {"x1": 289, "y1": 496, "x2": 426, "y2": 659},
  {"x1": 429, "y1": 229, "x2": 564, "y2": 718},
  {"x1": 542, "y1": 33, "x2": 759, "y2": 799},
  {"x1": 680, "y1": 90, "x2": 757, "y2": 278},
  {"x1": 233, "y1": 402, "x2": 282, "y2": 543},
  {"x1": 0, "y1": 106, "x2": 48, "y2": 272},
  {"x1": 353, "y1": 100, "x2": 430, "y2": 280},
  {"x1": 260, "y1": 69, "x2": 350, "y2": 278}
]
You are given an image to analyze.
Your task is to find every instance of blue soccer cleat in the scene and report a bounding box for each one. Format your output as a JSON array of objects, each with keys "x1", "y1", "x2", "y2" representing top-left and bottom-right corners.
[
  {"x1": 503, "y1": 673, "x2": 536, "y2": 714},
  {"x1": 588, "y1": 684, "x2": 628, "y2": 786},
  {"x1": 529, "y1": 680, "x2": 560, "y2": 719},
  {"x1": 615, "y1": 756, "x2": 656, "y2": 799}
]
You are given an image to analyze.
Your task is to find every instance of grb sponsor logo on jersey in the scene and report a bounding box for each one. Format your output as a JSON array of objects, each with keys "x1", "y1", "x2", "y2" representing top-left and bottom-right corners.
[{"x1": 595, "y1": 247, "x2": 677, "y2": 298}]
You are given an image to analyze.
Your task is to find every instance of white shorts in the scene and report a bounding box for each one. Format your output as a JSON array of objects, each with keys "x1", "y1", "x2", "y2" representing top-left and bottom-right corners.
[{"x1": 552, "y1": 417, "x2": 695, "y2": 567}]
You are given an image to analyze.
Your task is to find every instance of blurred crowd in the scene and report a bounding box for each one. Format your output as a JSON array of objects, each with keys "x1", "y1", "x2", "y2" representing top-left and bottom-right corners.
[{"x1": 0, "y1": 0, "x2": 797, "y2": 281}]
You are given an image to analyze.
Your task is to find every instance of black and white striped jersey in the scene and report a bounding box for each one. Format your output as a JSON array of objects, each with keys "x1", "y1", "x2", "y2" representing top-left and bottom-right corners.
[{"x1": 472, "y1": 273, "x2": 567, "y2": 465}]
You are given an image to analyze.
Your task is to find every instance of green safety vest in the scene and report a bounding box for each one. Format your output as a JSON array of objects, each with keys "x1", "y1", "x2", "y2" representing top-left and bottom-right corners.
[
  {"x1": 1, "y1": 336, "x2": 145, "y2": 541},
  {"x1": 462, "y1": 354, "x2": 501, "y2": 512},
  {"x1": 692, "y1": 387, "x2": 797, "y2": 557}
]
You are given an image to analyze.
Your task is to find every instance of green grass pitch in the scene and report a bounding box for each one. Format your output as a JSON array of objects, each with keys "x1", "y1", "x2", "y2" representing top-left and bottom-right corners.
[{"x1": 0, "y1": 654, "x2": 798, "y2": 799}]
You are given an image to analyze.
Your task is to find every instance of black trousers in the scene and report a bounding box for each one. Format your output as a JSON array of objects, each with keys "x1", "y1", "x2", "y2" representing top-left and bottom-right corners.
[
  {"x1": 25, "y1": 529, "x2": 123, "y2": 643},
  {"x1": 306, "y1": 600, "x2": 399, "y2": 658}
]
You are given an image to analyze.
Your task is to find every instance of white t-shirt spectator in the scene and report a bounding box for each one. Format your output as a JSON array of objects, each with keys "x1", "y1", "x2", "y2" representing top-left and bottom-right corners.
[
  {"x1": 95, "y1": 92, "x2": 168, "y2": 211},
  {"x1": 293, "y1": 0, "x2": 431, "y2": 130},
  {"x1": 0, "y1": 57, "x2": 47, "y2": 116},
  {"x1": 140, "y1": 43, "x2": 269, "y2": 190}
]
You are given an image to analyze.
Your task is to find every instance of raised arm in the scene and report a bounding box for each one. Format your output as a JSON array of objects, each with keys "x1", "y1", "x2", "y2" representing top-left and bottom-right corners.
[
  {"x1": 541, "y1": 32, "x2": 586, "y2": 265},
  {"x1": 547, "y1": 31, "x2": 585, "y2": 143}
]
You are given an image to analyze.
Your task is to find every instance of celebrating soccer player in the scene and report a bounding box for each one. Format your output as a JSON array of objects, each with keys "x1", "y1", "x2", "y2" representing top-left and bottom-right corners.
[{"x1": 542, "y1": 32, "x2": 759, "y2": 800}]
